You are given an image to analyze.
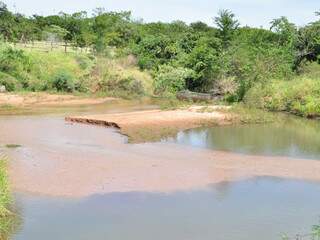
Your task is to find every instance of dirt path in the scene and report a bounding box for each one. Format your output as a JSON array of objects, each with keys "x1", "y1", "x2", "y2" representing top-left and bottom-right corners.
[{"x1": 2, "y1": 116, "x2": 320, "y2": 198}]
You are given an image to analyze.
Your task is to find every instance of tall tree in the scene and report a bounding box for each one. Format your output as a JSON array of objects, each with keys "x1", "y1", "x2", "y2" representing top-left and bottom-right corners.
[
  {"x1": 0, "y1": 1, "x2": 15, "y2": 41},
  {"x1": 214, "y1": 9, "x2": 239, "y2": 48}
]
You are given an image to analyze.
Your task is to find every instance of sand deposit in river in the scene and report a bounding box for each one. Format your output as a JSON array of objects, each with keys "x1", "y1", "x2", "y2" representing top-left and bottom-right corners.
[{"x1": 66, "y1": 107, "x2": 232, "y2": 142}]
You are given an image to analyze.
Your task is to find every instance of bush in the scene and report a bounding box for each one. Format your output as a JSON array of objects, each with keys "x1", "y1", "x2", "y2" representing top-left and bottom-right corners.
[
  {"x1": 97, "y1": 71, "x2": 145, "y2": 98},
  {"x1": 0, "y1": 45, "x2": 31, "y2": 81},
  {"x1": 75, "y1": 55, "x2": 94, "y2": 71},
  {"x1": 0, "y1": 72, "x2": 21, "y2": 91},
  {"x1": 154, "y1": 65, "x2": 195, "y2": 95},
  {"x1": 51, "y1": 70, "x2": 75, "y2": 92},
  {"x1": 244, "y1": 77, "x2": 320, "y2": 117}
]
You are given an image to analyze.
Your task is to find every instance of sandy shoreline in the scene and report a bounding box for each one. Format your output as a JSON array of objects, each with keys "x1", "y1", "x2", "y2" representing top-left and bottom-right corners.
[
  {"x1": 1, "y1": 116, "x2": 320, "y2": 198},
  {"x1": 66, "y1": 107, "x2": 232, "y2": 142},
  {"x1": 0, "y1": 92, "x2": 116, "y2": 107}
]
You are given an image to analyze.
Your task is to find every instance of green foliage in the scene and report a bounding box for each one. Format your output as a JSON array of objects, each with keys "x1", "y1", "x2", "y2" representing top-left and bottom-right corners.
[
  {"x1": 214, "y1": 9, "x2": 239, "y2": 48},
  {"x1": 0, "y1": 157, "x2": 12, "y2": 217},
  {"x1": 0, "y1": 43, "x2": 31, "y2": 83},
  {"x1": 1, "y1": 3, "x2": 320, "y2": 110},
  {"x1": 245, "y1": 76, "x2": 320, "y2": 117},
  {"x1": 97, "y1": 71, "x2": 145, "y2": 98},
  {"x1": 133, "y1": 34, "x2": 176, "y2": 70},
  {"x1": 183, "y1": 36, "x2": 221, "y2": 91},
  {"x1": 0, "y1": 156, "x2": 19, "y2": 240},
  {"x1": 43, "y1": 25, "x2": 69, "y2": 42},
  {"x1": 50, "y1": 70, "x2": 75, "y2": 92},
  {"x1": 154, "y1": 65, "x2": 195, "y2": 95},
  {"x1": 0, "y1": 72, "x2": 21, "y2": 91},
  {"x1": 312, "y1": 224, "x2": 320, "y2": 239}
]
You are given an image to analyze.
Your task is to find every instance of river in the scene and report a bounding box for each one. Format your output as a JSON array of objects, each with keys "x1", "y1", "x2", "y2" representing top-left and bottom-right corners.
[{"x1": 0, "y1": 103, "x2": 319, "y2": 240}]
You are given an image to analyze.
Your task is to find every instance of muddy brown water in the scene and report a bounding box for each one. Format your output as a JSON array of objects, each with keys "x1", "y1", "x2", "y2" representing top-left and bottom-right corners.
[{"x1": 0, "y1": 103, "x2": 320, "y2": 240}]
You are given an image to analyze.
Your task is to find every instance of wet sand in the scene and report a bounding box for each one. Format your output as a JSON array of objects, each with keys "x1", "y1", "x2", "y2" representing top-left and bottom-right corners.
[
  {"x1": 66, "y1": 107, "x2": 232, "y2": 142},
  {"x1": 1, "y1": 116, "x2": 320, "y2": 198}
]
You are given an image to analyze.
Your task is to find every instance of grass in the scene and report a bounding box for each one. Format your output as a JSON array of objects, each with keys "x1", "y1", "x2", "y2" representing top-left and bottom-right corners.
[
  {"x1": 157, "y1": 96, "x2": 193, "y2": 110},
  {"x1": 0, "y1": 157, "x2": 12, "y2": 217},
  {"x1": 14, "y1": 41, "x2": 92, "y2": 54},
  {"x1": 0, "y1": 157, "x2": 19, "y2": 239},
  {"x1": 26, "y1": 51, "x2": 94, "y2": 91},
  {"x1": 86, "y1": 56, "x2": 153, "y2": 98},
  {"x1": 3, "y1": 42, "x2": 153, "y2": 98},
  {"x1": 0, "y1": 105, "x2": 18, "y2": 111},
  {"x1": 4, "y1": 144, "x2": 21, "y2": 149},
  {"x1": 244, "y1": 63, "x2": 320, "y2": 118},
  {"x1": 226, "y1": 104, "x2": 278, "y2": 124}
]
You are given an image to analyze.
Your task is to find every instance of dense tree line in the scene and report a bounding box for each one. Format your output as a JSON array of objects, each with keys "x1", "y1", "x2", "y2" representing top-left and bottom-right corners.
[{"x1": 0, "y1": 1, "x2": 320, "y2": 100}]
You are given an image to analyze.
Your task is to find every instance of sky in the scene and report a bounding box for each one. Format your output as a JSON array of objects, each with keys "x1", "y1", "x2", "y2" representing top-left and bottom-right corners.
[{"x1": 3, "y1": 0, "x2": 320, "y2": 28}]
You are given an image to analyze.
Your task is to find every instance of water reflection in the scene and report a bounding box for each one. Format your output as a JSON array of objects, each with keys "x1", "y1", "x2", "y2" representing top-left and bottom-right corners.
[
  {"x1": 169, "y1": 116, "x2": 320, "y2": 159},
  {"x1": 12, "y1": 178, "x2": 320, "y2": 240}
]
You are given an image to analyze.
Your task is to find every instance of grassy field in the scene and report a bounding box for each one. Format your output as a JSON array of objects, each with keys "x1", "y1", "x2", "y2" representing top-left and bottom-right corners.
[
  {"x1": 13, "y1": 41, "x2": 92, "y2": 54},
  {"x1": 1, "y1": 41, "x2": 154, "y2": 98}
]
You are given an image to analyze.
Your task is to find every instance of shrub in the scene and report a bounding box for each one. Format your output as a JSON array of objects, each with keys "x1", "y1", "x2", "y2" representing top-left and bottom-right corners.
[
  {"x1": 75, "y1": 55, "x2": 94, "y2": 71},
  {"x1": 0, "y1": 72, "x2": 21, "y2": 91},
  {"x1": 51, "y1": 70, "x2": 75, "y2": 92},
  {"x1": 244, "y1": 77, "x2": 320, "y2": 117},
  {"x1": 0, "y1": 46, "x2": 31, "y2": 81},
  {"x1": 97, "y1": 71, "x2": 145, "y2": 98},
  {"x1": 154, "y1": 65, "x2": 195, "y2": 95}
]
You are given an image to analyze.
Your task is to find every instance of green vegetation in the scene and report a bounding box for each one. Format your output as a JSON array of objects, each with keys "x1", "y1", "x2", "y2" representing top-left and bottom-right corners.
[
  {"x1": 4, "y1": 144, "x2": 21, "y2": 149},
  {"x1": 245, "y1": 63, "x2": 320, "y2": 118},
  {"x1": 223, "y1": 104, "x2": 279, "y2": 124},
  {"x1": 1, "y1": 1, "x2": 320, "y2": 117},
  {"x1": 0, "y1": 157, "x2": 12, "y2": 216},
  {"x1": 0, "y1": 157, "x2": 18, "y2": 240},
  {"x1": 282, "y1": 223, "x2": 320, "y2": 240}
]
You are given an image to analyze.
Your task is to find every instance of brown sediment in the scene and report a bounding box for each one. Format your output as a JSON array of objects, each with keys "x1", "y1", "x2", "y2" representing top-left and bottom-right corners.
[
  {"x1": 66, "y1": 108, "x2": 233, "y2": 142},
  {"x1": 1, "y1": 116, "x2": 320, "y2": 198},
  {"x1": 8, "y1": 142, "x2": 320, "y2": 198},
  {"x1": 0, "y1": 92, "x2": 116, "y2": 107}
]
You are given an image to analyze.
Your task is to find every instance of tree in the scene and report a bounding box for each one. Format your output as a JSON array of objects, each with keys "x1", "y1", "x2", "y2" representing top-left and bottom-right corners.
[
  {"x1": 14, "y1": 14, "x2": 39, "y2": 43},
  {"x1": 214, "y1": 9, "x2": 239, "y2": 48},
  {"x1": 43, "y1": 25, "x2": 69, "y2": 45},
  {"x1": 270, "y1": 17, "x2": 297, "y2": 46},
  {"x1": 0, "y1": 1, "x2": 15, "y2": 41},
  {"x1": 190, "y1": 21, "x2": 210, "y2": 32},
  {"x1": 92, "y1": 11, "x2": 134, "y2": 52},
  {"x1": 295, "y1": 13, "x2": 320, "y2": 66},
  {"x1": 184, "y1": 36, "x2": 221, "y2": 91}
]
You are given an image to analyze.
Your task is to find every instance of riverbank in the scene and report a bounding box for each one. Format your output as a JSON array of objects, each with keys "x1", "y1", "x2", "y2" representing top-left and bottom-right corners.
[{"x1": 0, "y1": 92, "x2": 116, "y2": 107}]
